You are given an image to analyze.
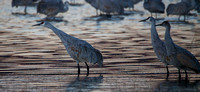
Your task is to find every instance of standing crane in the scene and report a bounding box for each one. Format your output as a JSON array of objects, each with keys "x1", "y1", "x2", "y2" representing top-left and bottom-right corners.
[
  {"x1": 166, "y1": 1, "x2": 191, "y2": 21},
  {"x1": 37, "y1": 0, "x2": 69, "y2": 20},
  {"x1": 85, "y1": 0, "x2": 124, "y2": 16},
  {"x1": 12, "y1": 0, "x2": 38, "y2": 14},
  {"x1": 156, "y1": 21, "x2": 200, "y2": 80},
  {"x1": 139, "y1": 17, "x2": 171, "y2": 79},
  {"x1": 33, "y1": 21, "x2": 103, "y2": 76},
  {"x1": 143, "y1": 0, "x2": 165, "y2": 18}
]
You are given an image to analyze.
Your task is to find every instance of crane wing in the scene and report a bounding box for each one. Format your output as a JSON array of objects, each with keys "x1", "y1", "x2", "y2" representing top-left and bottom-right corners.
[
  {"x1": 67, "y1": 41, "x2": 102, "y2": 65},
  {"x1": 176, "y1": 46, "x2": 200, "y2": 72}
]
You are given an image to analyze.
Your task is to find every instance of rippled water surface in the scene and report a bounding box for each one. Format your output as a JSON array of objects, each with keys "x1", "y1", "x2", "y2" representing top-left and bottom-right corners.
[{"x1": 0, "y1": 0, "x2": 200, "y2": 92}]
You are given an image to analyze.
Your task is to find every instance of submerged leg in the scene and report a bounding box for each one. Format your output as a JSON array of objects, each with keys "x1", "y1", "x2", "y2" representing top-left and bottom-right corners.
[
  {"x1": 96, "y1": 9, "x2": 98, "y2": 16},
  {"x1": 24, "y1": 5, "x2": 27, "y2": 14},
  {"x1": 85, "y1": 62, "x2": 89, "y2": 76},
  {"x1": 178, "y1": 15, "x2": 181, "y2": 21},
  {"x1": 166, "y1": 65, "x2": 169, "y2": 79},
  {"x1": 185, "y1": 69, "x2": 188, "y2": 81},
  {"x1": 184, "y1": 15, "x2": 186, "y2": 22},
  {"x1": 156, "y1": 13, "x2": 157, "y2": 19},
  {"x1": 178, "y1": 69, "x2": 181, "y2": 80},
  {"x1": 78, "y1": 63, "x2": 80, "y2": 75}
]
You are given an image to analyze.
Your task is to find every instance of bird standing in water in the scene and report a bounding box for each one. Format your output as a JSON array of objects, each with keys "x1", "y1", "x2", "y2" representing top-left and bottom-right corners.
[
  {"x1": 156, "y1": 21, "x2": 200, "y2": 80},
  {"x1": 139, "y1": 17, "x2": 171, "y2": 79},
  {"x1": 166, "y1": 1, "x2": 190, "y2": 21},
  {"x1": 33, "y1": 21, "x2": 103, "y2": 76},
  {"x1": 143, "y1": 0, "x2": 165, "y2": 18},
  {"x1": 37, "y1": 0, "x2": 69, "y2": 20},
  {"x1": 12, "y1": 0, "x2": 38, "y2": 14}
]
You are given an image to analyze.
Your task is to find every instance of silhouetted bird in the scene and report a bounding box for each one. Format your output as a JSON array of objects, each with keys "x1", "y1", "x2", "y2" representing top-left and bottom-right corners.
[
  {"x1": 37, "y1": 0, "x2": 68, "y2": 19},
  {"x1": 143, "y1": 0, "x2": 165, "y2": 18},
  {"x1": 85, "y1": 0, "x2": 124, "y2": 16},
  {"x1": 132, "y1": 0, "x2": 142, "y2": 4},
  {"x1": 12, "y1": 0, "x2": 38, "y2": 14},
  {"x1": 120, "y1": 0, "x2": 134, "y2": 10},
  {"x1": 167, "y1": 1, "x2": 192, "y2": 21}
]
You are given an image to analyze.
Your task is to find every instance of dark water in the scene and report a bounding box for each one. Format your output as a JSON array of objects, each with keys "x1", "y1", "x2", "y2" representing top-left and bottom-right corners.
[{"x1": 0, "y1": 0, "x2": 200, "y2": 92}]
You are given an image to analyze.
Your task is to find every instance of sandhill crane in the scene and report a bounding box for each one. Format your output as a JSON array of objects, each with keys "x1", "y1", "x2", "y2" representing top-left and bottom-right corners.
[
  {"x1": 182, "y1": 0, "x2": 197, "y2": 10},
  {"x1": 166, "y1": 1, "x2": 190, "y2": 21},
  {"x1": 132, "y1": 0, "x2": 142, "y2": 5},
  {"x1": 121, "y1": 0, "x2": 143, "y2": 11},
  {"x1": 85, "y1": 0, "x2": 99, "y2": 15},
  {"x1": 37, "y1": 0, "x2": 69, "y2": 19},
  {"x1": 195, "y1": 0, "x2": 200, "y2": 13},
  {"x1": 143, "y1": 0, "x2": 165, "y2": 18},
  {"x1": 139, "y1": 17, "x2": 171, "y2": 79},
  {"x1": 33, "y1": 21, "x2": 103, "y2": 76},
  {"x1": 156, "y1": 21, "x2": 200, "y2": 80},
  {"x1": 85, "y1": 0, "x2": 124, "y2": 16},
  {"x1": 12, "y1": 0, "x2": 38, "y2": 14},
  {"x1": 120, "y1": 0, "x2": 134, "y2": 11}
]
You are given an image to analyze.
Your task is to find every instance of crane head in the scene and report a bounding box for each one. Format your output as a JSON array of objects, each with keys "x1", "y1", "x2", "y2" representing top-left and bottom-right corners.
[
  {"x1": 155, "y1": 21, "x2": 170, "y2": 27},
  {"x1": 32, "y1": 21, "x2": 45, "y2": 26},
  {"x1": 32, "y1": 21, "x2": 52, "y2": 28},
  {"x1": 139, "y1": 17, "x2": 155, "y2": 22}
]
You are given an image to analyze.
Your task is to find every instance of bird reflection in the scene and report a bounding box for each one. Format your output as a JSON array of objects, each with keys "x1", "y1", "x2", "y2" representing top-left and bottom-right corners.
[
  {"x1": 66, "y1": 75, "x2": 103, "y2": 92},
  {"x1": 156, "y1": 80, "x2": 200, "y2": 92}
]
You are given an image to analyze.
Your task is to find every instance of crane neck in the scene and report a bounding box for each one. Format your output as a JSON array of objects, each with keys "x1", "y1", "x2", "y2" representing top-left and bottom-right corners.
[
  {"x1": 45, "y1": 23, "x2": 69, "y2": 37},
  {"x1": 164, "y1": 24, "x2": 176, "y2": 54},
  {"x1": 164, "y1": 24, "x2": 173, "y2": 44},
  {"x1": 150, "y1": 20, "x2": 161, "y2": 42}
]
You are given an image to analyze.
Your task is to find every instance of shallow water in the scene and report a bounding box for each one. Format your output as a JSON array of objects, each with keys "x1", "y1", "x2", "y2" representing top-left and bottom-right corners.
[{"x1": 0, "y1": 0, "x2": 200, "y2": 92}]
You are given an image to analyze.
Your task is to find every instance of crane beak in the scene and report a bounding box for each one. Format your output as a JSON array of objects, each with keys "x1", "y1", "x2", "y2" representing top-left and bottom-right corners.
[
  {"x1": 32, "y1": 22, "x2": 42, "y2": 26},
  {"x1": 139, "y1": 19, "x2": 147, "y2": 22},
  {"x1": 139, "y1": 17, "x2": 150, "y2": 22},
  {"x1": 155, "y1": 23, "x2": 162, "y2": 26}
]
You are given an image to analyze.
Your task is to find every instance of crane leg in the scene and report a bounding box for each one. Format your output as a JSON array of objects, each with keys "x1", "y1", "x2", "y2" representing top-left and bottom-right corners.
[
  {"x1": 78, "y1": 63, "x2": 80, "y2": 75},
  {"x1": 24, "y1": 5, "x2": 27, "y2": 14},
  {"x1": 185, "y1": 69, "x2": 188, "y2": 81},
  {"x1": 178, "y1": 15, "x2": 181, "y2": 21},
  {"x1": 156, "y1": 13, "x2": 157, "y2": 19},
  {"x1": 96, "y1": 10, "x2": 98, "y2": 16},
  {"x1": 178, "y1": 69, "x2": 181, "y2": 80},
  {"x1": 184, "y1": 15, "x2": 186, "y2": 22},
  {"x1": 166, "y1": 65, "x2": 169, "y2": 80},
  {"x1": 85, "y1": 62, "x2": 89, "y2": 76}
]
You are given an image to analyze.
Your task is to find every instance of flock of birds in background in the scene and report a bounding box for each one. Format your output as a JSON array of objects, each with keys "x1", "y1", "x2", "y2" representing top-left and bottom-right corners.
[
  {"x1": 11, "y1": 0, "x2": 200, "y2": 21},
  {"x1": 11, "y1": 0, "x2": 200, "y2": 81}
]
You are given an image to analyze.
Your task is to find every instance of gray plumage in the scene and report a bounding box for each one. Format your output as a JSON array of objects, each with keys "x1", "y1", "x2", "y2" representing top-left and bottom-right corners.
[
  {"x1": 182, "y1": 0, "x2": 197, "y2": 10},
  {"x1": 132, "y1": 0, "x2": 142, "y2": 4},
  {"x1": 120, "y1": 0, "x2": 134, "y2": 10},
  {"x1": 166, "y1": 1, "x2": 191, "y2": 21},
  {"x1": 33, "y1": 21, "x2": 103, "y2": 76},
  {"x1": 139, "y1": 17, "x2": 171, "y2": 79},
  {"x1": 85, "y1": 0, "x2": 124, "y2": 15},
  {"x1": 37, "y1": 0, "x2": 69, "y2": 17},
  {"x1": 143, "y1": 0, "x2": 165, "y2": 18},
  {"x1": 12, "y1": 0, "x2": 38, "y2": 14},
  {"x1": 195, "y1": 0, "x2": 200, "y2": 13},
  {"x1": 85, "y1": 0, "x2": 99, "y2": 15},
  {"x1": 156, "y1": 21, "x2": 200, "y2": 80}
]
